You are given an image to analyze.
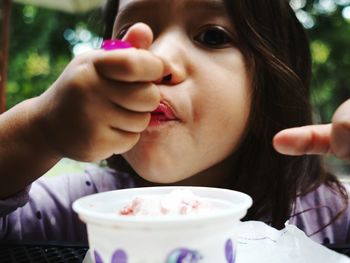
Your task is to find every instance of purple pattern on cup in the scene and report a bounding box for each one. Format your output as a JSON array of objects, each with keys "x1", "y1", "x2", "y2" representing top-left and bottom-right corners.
[
  {"x1": 225, "y1": 239, "x2": 234, "y2": 263},
  {"x1": 166, "y1": 248, "x2": 202, "y2": 263},
  {"x1": 102, "y1": 40, "x2": 132, "y2": 50},
  {"x1": 111, "y1": 249, "x2": 128, "y2": 263},
  {"x1": 94, "y1": 250, "x2": 103, "y2": 263}
]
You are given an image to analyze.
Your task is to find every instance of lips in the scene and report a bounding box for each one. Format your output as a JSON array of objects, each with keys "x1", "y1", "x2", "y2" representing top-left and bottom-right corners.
[{"x1": 149, "y1": 102, "x2": 177, "y2": 126}]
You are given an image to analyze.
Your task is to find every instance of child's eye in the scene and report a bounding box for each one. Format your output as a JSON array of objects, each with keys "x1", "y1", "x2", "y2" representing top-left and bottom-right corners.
[{"x1": 194, "y1": 26, "x2": 233, "y2": 49}]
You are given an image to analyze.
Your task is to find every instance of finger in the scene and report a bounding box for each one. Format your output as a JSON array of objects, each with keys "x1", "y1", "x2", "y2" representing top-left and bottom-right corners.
[
  {"x1": 273, "y1": 124, "x2": 332, "y2": 156},
  {"x1": 122, "y1": 22, "x2": 153, "y2": 49},
  {"x1": 122, "y1": 23, "x2": 173, "y2": 84},
  {"x1": 101, "y1": 81, "x2": 160, "y2": 112},
  {"x1": 107, "y1": 128, "x2": 141, "y2": 155},
  {"x1": 68, "y1": 56, "x2": 160, "y2": 112},
  {"x1": 85, "y1": 84, "x2": 153, "y2": 132},
  {"x1": 104, "y1": 103, "x2": 151, "y2": 133},
  {"x1": 94, "y1": 49, "x2": 164, "y2": 82},
  {"x1": 331, "y1": 99, "x2": 350, "y2": 161},
  {"x1": 92, "y1": 127, "x2": 141, "y2": 158}
]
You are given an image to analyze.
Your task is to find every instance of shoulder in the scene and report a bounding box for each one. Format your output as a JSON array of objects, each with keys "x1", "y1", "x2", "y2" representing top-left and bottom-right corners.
[
  {"x1": 289, "y1": 182, "x2": 350, "y2": 244},
  {"x1": 0, "y1": 164, "x2": 136, "y2": 242},
  {"x1": 83, "y1": 163, "x2": 136, "y2": 191},
  {"x1": 34, "y1": 163, "x2": 136, "y2": 198}
]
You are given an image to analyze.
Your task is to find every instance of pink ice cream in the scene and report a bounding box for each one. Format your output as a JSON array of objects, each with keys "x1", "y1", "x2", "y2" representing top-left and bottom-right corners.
[{"x1": 119, "y1": 189, "x2": 212, "y2": 216}]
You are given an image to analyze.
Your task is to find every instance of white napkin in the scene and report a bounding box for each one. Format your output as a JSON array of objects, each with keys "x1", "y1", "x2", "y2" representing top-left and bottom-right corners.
[{"x1": 235, "y1": 221, "x2": 350, "y2": 263}]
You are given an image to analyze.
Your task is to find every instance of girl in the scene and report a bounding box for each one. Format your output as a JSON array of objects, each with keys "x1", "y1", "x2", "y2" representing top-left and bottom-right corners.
[{"x1": 0, "y1": 0, "x2": 349, "y2": 245}]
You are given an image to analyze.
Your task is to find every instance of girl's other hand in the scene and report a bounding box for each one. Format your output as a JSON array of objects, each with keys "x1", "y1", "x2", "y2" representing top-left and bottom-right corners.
[
  {"x1": 273, "y1": 98, "x2": 350, "y2": 162},
  {"x1": 35, "y1": 23, "x2": 165, "y2": 162}
]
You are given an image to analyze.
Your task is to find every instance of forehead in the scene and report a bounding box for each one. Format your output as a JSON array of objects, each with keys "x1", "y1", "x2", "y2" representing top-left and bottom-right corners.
[{"x1": 118, "y1": 0, "x2": 226, "y2": 14}]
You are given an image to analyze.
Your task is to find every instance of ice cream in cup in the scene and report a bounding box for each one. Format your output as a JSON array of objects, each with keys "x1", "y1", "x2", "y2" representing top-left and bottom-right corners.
[{"x1": 73, "y1": 186, "x2": 252, "y2": 263}]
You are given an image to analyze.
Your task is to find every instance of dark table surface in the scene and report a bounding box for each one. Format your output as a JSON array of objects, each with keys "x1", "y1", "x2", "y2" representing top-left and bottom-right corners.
[
  {"x1": 0, "y1": 241, "x2": 349, "y2": 262},
  {"x1": 0, "y1": 241, "x2": 88, "y2": 263}
]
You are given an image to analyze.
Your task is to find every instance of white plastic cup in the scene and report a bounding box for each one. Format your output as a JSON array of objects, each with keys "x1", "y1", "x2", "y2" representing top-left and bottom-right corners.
[{"x1": 73, "y1": 186, "x2": 252, "y2": 263}]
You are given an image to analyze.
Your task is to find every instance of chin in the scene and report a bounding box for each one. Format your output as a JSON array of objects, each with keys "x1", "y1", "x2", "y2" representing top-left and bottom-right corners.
[
  {"x1": 123, "y1": 145, "x2": 182, "y2": 184},
  {"x1": 131, "y1": 162, "x2": 188, "y2": 184},
  {"x1": 124, "y1": 154, "x2": 189, "y2": 184}
]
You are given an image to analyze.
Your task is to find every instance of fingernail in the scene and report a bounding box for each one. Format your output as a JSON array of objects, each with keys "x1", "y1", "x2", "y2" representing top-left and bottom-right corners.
[{"x1": 102, "y1": 40, "x2": 132, "y2": 50}]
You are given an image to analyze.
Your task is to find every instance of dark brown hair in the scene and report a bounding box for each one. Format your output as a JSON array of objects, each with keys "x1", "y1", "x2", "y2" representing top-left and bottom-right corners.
[{"x1": 102, "y1": 0, "x2": 348, "y2": 231}]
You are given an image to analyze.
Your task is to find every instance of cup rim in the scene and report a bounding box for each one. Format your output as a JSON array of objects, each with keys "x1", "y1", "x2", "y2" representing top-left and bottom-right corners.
[{"x1": 72, "y1": 186, "x2": 253, "y2": 227}]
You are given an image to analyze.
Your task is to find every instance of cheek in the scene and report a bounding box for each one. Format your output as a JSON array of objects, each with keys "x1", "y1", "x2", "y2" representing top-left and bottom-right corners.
[
  {"x1": 197, "y1": 53, "x2": 251, "y2": 113},
  {"x1": 192, "y1": 70, "x2": 251, "y2": 152}
]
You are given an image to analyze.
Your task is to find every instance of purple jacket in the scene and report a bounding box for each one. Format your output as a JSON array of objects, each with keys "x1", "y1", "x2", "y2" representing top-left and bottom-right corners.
[{"x1": 0, "y1": 165, "x2": 349, "y2": 244}]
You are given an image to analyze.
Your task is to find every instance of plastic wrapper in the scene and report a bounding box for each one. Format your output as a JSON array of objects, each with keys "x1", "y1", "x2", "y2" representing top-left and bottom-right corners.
[{"x1": 235, "y1": 221, "x2": 350, "y2": 263}]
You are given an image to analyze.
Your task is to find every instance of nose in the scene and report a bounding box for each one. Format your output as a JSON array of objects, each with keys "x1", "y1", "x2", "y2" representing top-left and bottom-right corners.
[{"x1": 151, "y1": 31, "x2": 187, "y2": 85}]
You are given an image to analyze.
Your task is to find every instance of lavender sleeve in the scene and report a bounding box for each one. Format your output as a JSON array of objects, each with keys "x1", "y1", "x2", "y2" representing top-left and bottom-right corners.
[
  {"x1": 290, "y1": 183, "x2": 350, "y2": 244},
  {"x1": 0, "y1": 164, "x2": 135, "y2": 243}
]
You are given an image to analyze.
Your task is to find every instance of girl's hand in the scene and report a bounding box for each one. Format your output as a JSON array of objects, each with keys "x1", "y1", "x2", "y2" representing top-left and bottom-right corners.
[
  {"x1": 273, "y1": 98, "x2": 350, "y2": 162},
  {"x1": 35, "y1": 23, "x2": 165, "y2": 162}
]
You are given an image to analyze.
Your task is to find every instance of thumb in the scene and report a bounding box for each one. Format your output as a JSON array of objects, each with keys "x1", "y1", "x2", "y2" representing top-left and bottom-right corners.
[{"x1": 122, "y1": 22, "x2": 153, "y2": 49}]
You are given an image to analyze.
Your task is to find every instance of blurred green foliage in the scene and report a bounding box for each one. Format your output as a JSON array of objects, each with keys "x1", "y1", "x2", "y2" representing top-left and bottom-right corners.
[
  {"x1": 6, "y1": 4, "x2": 102, "y2": 108},
  {"x1": 305, "y1": 2, "x2": 350, "y2": 122}
]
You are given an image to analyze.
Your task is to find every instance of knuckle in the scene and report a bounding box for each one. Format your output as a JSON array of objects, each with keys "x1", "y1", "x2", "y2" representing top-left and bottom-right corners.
[{"x1": 68, "y1": 63, "x2": 94, "y2": 93}]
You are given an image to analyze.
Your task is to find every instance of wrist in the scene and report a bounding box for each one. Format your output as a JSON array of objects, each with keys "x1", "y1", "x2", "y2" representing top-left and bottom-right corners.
[
  {"x1": 0, "y1": 99, "x2": 61, "y2": 198},
  {"x1": 18, "y1": 97, "x2": 62, "y2": 163}
]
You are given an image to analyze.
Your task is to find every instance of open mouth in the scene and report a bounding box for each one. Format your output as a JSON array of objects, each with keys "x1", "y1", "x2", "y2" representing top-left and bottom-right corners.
[{"x1": 149, "y1": 102, "x2": 177, "y2": 126}]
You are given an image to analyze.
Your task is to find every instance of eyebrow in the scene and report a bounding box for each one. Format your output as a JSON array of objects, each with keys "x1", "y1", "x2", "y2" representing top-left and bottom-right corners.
[{"x1": 117, "y1": 0, "x2": 226, "y2": 21}]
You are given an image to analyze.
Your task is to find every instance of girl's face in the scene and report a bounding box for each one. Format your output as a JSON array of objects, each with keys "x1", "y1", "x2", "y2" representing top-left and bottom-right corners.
[{"x1": 118, "y1": 0, "x2": 252, "y2": 185}]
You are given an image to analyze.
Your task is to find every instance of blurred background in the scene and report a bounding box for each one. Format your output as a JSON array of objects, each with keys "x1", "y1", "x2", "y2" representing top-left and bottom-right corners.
[{"x1": 0, "y1": 0, "x2": 350, "y2": 177}]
